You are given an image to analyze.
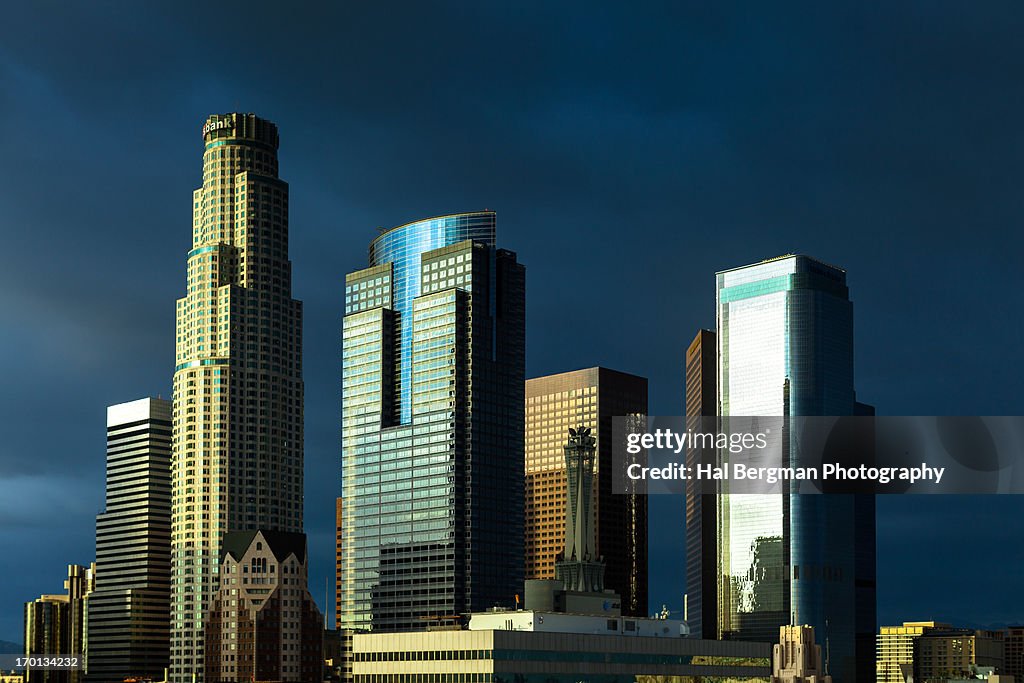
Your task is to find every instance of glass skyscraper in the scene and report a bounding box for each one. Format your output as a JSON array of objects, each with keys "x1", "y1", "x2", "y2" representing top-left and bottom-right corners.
[
  {"x1": 716, "y1": 254, "x2": 876, "y2": 683},
  {"x1": 338, "y1": 211, "x2": 525, "y2": 631},
  {"x1": 171, "y1": 114, "x2": 304, "y2": 680}
]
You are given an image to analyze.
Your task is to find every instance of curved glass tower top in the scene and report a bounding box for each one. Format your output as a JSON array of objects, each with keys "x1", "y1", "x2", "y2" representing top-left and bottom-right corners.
[{"x1": 369, "y1": 211, "x2": 496, "y2": 422}]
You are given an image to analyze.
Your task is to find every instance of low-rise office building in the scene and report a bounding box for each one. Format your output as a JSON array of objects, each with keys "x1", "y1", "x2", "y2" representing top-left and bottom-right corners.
[
  {"x1": 352, "y1": 610, "x2": 770, "y2": 683},
  {"x1": 914, "y1": 628, "x2": 1004, "y2": 683}
]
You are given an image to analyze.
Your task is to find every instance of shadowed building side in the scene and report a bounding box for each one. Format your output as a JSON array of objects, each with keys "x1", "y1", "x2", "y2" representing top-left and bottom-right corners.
[{"x1": 685, "y1": 329, "x2": 717, "y2": 639}]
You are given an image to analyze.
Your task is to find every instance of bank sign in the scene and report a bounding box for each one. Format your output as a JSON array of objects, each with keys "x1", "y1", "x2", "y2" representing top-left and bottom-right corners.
[{"x1": 202, "y1": 116, "x2": 234, "y2": 136}]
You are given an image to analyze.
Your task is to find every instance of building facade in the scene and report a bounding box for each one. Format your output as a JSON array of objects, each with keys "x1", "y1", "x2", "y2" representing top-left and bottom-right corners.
[
  {"x1": 171, "y1": 113, "x2": 304, "y2": 681},
  {"x1": 65, "y1": 564, "x2": 94, "y2": 683},
  {"x1": 877, "y1": 622, "x2": 951, "y2": 683},
  {"x1": 1004, "y1": 626, "x2": 1024, "y2": 682},
  {"x1": 204, "y1": 530, "x2": 322, "y2": 682},
  {"x1": 999, "y1": 626, "x2": 1024, "y2": 679},
  {"x1": 24, "y1": 565, "x2": 95, "y2": 683},
  {"x1": 524, "y1": 368, "x2": 647, "y2": 616},
  {"x1": 715, "y1": 255, "x2": 876, "y2": 683},
  {"x1": 352, "y1": 621, "x2": 771, "y2": 683},
  {"x1": 772, "y1": 625, "x2": 832, "y2": 683},
  {"x1": 684, "y1": 329, "x2": 716, "y2": 638},
  {"x1": 914, "y1": 629, "x2": 1004, "y2": 683},
  {"x1": 24, "y1": 595, "x2": 70, "y2": 683},
  {"x1": 87, "y1": 398, "x2": 171, "y2": 682},
  {"x1": 338, "y1": 212, "x2": 525, "y2": 632}
]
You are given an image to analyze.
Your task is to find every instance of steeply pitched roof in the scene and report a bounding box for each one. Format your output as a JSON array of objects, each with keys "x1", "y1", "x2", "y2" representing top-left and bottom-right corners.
[{"x1": 220, "y1": 529, "x2": 307, "y2": 564}]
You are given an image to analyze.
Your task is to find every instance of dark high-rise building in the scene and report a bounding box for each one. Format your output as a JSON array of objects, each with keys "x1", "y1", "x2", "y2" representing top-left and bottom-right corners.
[
  {"x1": 87, "y1": 398, "x2": 171, "y2": 682},
  {"x1": 204, "y1": 530, "x2": 322, "y2": 683},
  {"x1": 1004, "y1": 626, "x2": 1024, "y2": 682},
  {"x1": 715, "y1": 255, "x2": 876, "y2": 683},
  {"x1": 25, "y1": 595, "x2": 70, "y2": 683},
  {"x1": 338, "y1": 211, "x2": 525, "y2": 631},
  {"x1": 65, "y1": 564, "x2": 94, "y2": 683},
  {"x1": 684, "y1": 330, "x2": 716, "y2": 639},
  {"x1": 171, "y1": 113, "x2": 304, "y2": 680},
  {"x1": 524, "y1": 368, "x2": 648, "y2": 616}
]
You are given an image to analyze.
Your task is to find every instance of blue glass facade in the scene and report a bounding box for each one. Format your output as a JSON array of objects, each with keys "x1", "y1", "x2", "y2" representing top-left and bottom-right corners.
[
  {"x1": 367, "y1": 212, "x2": 496, "y2": 424},
  {"x1": 340, "y1": 213, "x2": 524, "y2": 632},
  {"x1": 716, "y1": 255, "x2": 876, "y2": 683}
]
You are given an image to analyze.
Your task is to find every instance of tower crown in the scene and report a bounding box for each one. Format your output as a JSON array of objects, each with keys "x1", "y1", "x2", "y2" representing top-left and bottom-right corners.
[{"x1": 201, "y1": 112, "x2": 279, "y2": 148}]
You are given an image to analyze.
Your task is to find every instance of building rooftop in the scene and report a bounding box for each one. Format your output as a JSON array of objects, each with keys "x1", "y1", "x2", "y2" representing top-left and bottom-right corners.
[
  {"x1": 715, "y1": 253, "x2": 846, "y2": 276},
  {"x1": 220, "y1": 529, "x2": 307, "y2": 563},
  {"x1": 371, "y1": 210, "x2": 496, "y2": 241}
]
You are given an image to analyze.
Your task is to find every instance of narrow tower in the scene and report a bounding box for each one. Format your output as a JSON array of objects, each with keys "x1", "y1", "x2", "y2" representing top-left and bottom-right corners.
[
  {"x1": 171, "y1": 113, "x2": 304, "y2": 681},
  {"x1": 554, "y1": 427, "x2": 604, "y2": 593}
]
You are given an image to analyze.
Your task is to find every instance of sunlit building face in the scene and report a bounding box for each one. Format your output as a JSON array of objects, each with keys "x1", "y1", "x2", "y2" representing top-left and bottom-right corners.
[
  {"x1": 171, "y1": 114, "x2": 304, "y2": 681},
  {"x1": 716, "y1": 254, "x2": 875, "y2": 683},
  {"x1": 338, "y1": 212, "x2": 526, "y2": 632}
]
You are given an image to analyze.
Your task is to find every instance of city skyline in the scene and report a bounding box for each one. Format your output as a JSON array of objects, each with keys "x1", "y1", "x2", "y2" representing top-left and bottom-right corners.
[{"x1": 4, "y1": 1, "x2": 1024, "y2": 648}]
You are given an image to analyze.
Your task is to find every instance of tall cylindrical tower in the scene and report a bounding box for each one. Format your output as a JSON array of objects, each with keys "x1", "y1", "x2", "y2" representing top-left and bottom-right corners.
[{"x1": 171, "y1": 113, "x2": 304, "y2": 681}]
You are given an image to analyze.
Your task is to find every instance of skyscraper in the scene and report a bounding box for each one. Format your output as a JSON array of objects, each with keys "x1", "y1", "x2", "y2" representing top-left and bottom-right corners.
[
  {"x1": 338, "y1": 211, "x2": 525, "y2": 632},
  {"x1": 171, "y1": 113, "x2": 304, "y2": 681},
  {"x1": 715, "y1": 255, "x2": 876, "y2": 683},
  {"x1": 87, "y1": 398, "x2": 171, "y2": 682},
  {"x1": 684, "y1": 330, "x2": 716, "y2": 638},
  {"x1": 524, "y1": 367, "x2": 648, "y2": 616}
]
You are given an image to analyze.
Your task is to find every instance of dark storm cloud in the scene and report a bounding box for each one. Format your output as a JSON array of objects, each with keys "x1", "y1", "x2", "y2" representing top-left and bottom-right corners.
[{"x1": 1, "y1": 1, "x2": 1022, "y2": 640}]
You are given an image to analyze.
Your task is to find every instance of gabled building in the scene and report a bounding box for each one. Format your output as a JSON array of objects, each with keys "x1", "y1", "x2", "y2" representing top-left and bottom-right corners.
[{"x1": 204, "y1": 530, "x2": 322, "y2": 683}]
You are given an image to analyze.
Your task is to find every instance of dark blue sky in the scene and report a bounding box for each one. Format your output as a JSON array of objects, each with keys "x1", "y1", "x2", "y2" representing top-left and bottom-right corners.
[{"x1": 2, "y1": 1, "x2": 1024, "y2": 643}]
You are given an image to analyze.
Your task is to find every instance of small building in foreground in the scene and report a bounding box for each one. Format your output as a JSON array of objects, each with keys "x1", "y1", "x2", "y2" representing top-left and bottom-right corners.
[
  {"x1": 204, "y1": 530, "x2": 323, "y2": 683},
  {"x1": 352, "y1": 609, "x2": 770, "y2": 682},
  {"x1": 772, "y1": 625, "x2": 832, "y2": 683}
]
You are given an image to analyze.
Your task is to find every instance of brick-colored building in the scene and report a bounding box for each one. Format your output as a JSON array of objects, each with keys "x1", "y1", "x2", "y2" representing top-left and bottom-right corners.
[{"x1": 205, "y1": 530, "x2": 322, "y2": 682}]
